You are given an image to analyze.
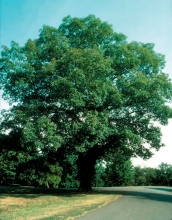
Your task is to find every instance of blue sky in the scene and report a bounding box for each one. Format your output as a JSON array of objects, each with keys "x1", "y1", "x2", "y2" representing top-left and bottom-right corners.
[{"x1": 0, "y1": 0, "x2": 172, "y2": 167}]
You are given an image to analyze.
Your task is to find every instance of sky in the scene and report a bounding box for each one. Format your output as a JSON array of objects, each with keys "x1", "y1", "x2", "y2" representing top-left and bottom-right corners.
[{"x1": 0, "y1": 0, "x2": 172, "y2": 167}]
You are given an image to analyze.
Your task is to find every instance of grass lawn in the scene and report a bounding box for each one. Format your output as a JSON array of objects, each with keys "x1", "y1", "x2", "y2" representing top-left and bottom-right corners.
[{"x1": 0, "y1": 187, "x2": 118, "y2": 220}]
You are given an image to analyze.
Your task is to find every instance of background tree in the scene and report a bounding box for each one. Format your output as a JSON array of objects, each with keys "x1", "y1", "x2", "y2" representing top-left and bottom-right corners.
[
  {"x1": 92, "y1": 160, "x2": 106, "y2": 187},
  {"x1": 132, "y1": 164, "x2": 172, "y2": 186},
  {"x1": 0, "y1": 132, "x2": 20, "y2": 185},
  {"x1": 17, "y1": 158, "x2": 62, "y2": 188},
  {"x1": 103, "y1": 160, "x2": 134, "y2": 187},
  {"x1": 0, "y1": 118, "x2": 35, "y2": 185},
  {"x1": 0, "y1": 111, "x2": 62, "y2": 187},
  {"x1": 1, "y1": 15, "x2": 172, "y2": 191},
  {"x1": 102, "y1": 148, "x2": 134, "y2": 186},
  {"x1": 133, "y1": 166, "x2": 148, "y2": 186},
  {"x1": 155, "y1": 163, "x2": 172, "y2": 186}
]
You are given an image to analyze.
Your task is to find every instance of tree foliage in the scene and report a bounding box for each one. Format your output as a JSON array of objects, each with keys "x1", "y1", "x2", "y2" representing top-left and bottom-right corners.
[
  {"x1": 1, "y1": 15, "x2": 172, "y2": 191},
  {"x1": 94, "y1": 163, "x2": 172, "y2": 187},
  {"x1": 103, "y1": 159, "x2": 134, "y2": 187},
  {"x1": 156, "y1": 163, "x2": 172, "y2": 186},
  {"x1": 133, "y1": 163, "x2": 172, "y2": 186},
  {"x1": 17, "y1": 158, "x2": 62, "y2": 188}
]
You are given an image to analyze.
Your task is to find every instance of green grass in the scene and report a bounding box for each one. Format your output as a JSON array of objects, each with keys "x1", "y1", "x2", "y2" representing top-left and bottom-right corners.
[{"x1": 0, "y1": 187, "x2": 118, "y2": 220}]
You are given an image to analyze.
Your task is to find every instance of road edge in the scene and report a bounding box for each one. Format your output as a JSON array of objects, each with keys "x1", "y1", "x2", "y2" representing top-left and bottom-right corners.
[{"x1": 72, "y1": 195, "x2": 122, "y2": 220}]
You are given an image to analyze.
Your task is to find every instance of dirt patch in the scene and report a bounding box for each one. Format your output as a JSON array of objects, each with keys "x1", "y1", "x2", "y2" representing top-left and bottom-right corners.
[{"x1": 0, "y1": 197, "x2": 27, "y2": 207}]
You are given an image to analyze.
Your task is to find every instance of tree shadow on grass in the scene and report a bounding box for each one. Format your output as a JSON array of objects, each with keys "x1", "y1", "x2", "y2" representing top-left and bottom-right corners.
[
  {"x1": 93, "y1": 187, "x2": 172, "y2": 204},
  {"x1": 0, "y1": 186, "x2": 78, "y2": 199},
  {"x1": 1, "y1": 186, "x2": 172, "y2": 204},
  {"x1": 149, "y1": 187, "x2": 172, "y2": 193}
]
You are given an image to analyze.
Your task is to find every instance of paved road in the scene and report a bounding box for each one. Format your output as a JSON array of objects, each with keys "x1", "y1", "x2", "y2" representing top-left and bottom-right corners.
[{"x1": 75, "y1": 186, "x2": 172, "y2": 220}]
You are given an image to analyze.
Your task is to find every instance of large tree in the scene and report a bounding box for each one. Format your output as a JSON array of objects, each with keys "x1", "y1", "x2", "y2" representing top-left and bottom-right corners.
[{"x1": 1, "y1": 15, "x2": 172, "y2": 191}]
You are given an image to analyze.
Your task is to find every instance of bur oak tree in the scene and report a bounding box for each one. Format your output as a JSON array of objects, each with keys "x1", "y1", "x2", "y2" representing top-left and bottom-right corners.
[{"x1": 1, "y1": 15, "x2": 172, "y2": 191}]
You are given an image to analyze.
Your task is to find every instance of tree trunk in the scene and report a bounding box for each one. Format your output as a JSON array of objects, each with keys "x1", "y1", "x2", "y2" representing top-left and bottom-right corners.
[
  {"x1": 77, "y1": 150, "x2": 97, "y2": 192},
  {"x1": 46, "y1": 182, "x2": 49, "y2": 188}
]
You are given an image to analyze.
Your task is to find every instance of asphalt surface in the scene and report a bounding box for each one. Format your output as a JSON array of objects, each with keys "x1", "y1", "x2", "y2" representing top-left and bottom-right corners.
[{"x1": 75, "y1": 186, "x2": 172, "y2": 220}]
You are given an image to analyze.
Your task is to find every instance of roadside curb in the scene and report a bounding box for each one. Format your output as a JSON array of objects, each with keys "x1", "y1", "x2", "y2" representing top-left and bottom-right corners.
[{"x1": 73, "y1": 195, "x2": 121, "y2": 220}]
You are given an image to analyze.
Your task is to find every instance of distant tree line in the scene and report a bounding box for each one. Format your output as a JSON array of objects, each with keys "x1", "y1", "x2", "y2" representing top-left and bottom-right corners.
[{"x1": 93, "y1": 161, "x2": 172, "y2": 187}]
